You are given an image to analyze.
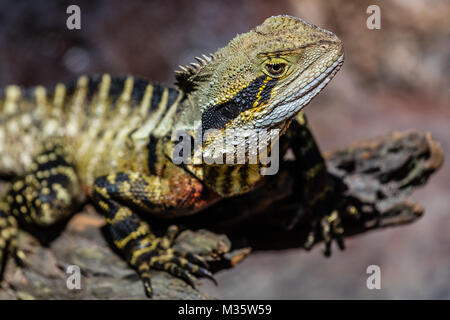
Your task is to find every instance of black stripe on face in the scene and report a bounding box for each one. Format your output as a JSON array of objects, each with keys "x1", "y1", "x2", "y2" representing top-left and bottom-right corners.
[{"x1": 201, "y1": 76, "x2": 277, "y2": 132}]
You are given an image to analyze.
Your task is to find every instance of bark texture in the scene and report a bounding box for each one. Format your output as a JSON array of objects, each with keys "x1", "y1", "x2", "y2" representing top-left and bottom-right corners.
[{"x1": 0, "y1": 130, "x2": 443, "y2": 299}]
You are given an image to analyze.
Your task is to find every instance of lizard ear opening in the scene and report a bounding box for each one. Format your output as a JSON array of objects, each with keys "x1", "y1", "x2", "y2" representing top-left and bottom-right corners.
[{"x1": 174, "y1": 54, "x2": 216, "y2": 94}]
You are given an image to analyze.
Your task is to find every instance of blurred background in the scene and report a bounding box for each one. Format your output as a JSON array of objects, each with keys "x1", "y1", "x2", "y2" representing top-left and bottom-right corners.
[{"x1": 0, "y1": 0, "x2": 448, "y2": 299}]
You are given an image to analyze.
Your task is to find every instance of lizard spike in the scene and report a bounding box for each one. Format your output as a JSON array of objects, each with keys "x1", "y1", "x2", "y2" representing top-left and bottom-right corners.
[
  {"x1": 186, "y1": 66, "x2": 197, "y2": 73},
  {"x1": 202, "y1": 54, "x2": 211, "y2": 62},
  {"x1": 194, "y1": 56, "x2": 206, "y2": 65},
  {"x1": 174, "y1": 52, "x2": 218, "y2": 93},
  {"x1": 178, "y1": 65, "x2": 189, "y2": 73}
]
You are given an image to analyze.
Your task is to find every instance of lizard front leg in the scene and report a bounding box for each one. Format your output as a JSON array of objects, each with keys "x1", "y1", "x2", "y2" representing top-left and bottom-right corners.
[
  {"x1": 92, "y1": 171, "x2": 216, "y2": 298},
  {"x1": 286, "y1": 112, "x2": 345, "y2": 256}
]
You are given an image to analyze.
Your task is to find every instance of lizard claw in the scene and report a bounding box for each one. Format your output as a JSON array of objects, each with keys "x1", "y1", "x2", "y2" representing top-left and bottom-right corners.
[
  {"x1": 137, "y1": 250, "x2": 217, "y2": 298},
  {"x1": 303, "y1": 209, "x2": 345, "y2": 256},
  {"x1": 132, "y1": 226, "x2": 217, "y2": 298}
]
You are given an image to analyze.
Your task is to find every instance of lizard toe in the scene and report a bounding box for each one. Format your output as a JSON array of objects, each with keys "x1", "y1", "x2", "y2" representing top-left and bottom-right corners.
[
  {"x1": 303, "y1": 209, "x2": 345, "y2": 256},
  {"x1": 133, "y1": 237, "x2": 216, "y2": 297}
]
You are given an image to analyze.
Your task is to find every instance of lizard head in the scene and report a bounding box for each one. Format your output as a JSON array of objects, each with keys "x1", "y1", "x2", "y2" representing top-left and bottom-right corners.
[{"x1": 175, "y1": 15, "x2": 344, "y2": 135}]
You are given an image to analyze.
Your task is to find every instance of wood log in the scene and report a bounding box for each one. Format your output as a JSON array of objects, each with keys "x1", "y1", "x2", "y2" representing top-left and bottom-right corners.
[{"x1": 0, "y1": 130, "x2": 443, "y2": 299}]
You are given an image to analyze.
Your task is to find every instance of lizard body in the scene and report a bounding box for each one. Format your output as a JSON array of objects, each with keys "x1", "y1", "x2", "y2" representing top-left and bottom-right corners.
[{"x1": 0, "y1": 15, "x2": 344, "y2": 297}]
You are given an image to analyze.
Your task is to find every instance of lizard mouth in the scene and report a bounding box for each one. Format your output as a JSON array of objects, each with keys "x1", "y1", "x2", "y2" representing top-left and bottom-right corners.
[
  {"x1": 285, "y1": 53, "x2": 344, "y2": 106},
  {"x1": 256, "y1": 53, "x2": 344, "y2": 129}
]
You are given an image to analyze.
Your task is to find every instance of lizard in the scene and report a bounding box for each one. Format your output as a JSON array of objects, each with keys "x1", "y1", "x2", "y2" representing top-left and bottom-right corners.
[{"x1": 0, "y1": 15, "x2": 345, "y2": 297}]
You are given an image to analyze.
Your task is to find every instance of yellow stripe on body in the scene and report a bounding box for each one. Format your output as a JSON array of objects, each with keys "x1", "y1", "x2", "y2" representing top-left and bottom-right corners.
[
  {"x1": 34, "y1": 86, "x2": 47, "y2": 107},
  {"x1": 35, "y1": 86, "x2": 59, "y2": 136},
  {"x1": 139, "y1": 84, "x2": 154, "y2": 117},
  {"x1": 66, "y1": 75, "x2": 89, "y2": 137},
  {"x1": 114, "y1": 77, "x2": 149, "y2": 147},
  {"x1": 72, "y1": 75, "x2": 109, "y2": 185},
  {"x1": 4, "y1": 86, "x2": 21, "y2": 115},
  {"x1": 51, "y1": 84, "x2": 67, "y2": 126},
  {"x1": 83, "y1": 76, "x2": 135, "y2": 183},
  {"x1": 76, "y1": 75, "x2": 111, "y2": 158},
  {"x1": 152, "y1": 89, "x2": 183, "y2": 138},
  {"x1": 132, "y1": 87, "x2": 169, "y2": 140}
]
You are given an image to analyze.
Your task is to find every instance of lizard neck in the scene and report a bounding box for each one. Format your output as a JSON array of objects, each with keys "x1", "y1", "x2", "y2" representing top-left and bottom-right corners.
[
  {"x1": 166, "y1": 93, "x2": 278, "y2": 197},
  {"x1": 172, "y1": 93, "x2": 202, "y2": 134}
]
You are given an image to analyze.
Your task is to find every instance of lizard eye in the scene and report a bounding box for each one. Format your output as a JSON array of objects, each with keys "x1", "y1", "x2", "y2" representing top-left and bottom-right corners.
[{"x1": 265, "y1": 63, "x2": 286, "y2": 77}]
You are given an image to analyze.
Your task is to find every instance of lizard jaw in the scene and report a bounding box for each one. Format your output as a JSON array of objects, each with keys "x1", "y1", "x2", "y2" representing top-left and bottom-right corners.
[{"x1": 257, "y1": 53, "x2": 344, "y2": 129}]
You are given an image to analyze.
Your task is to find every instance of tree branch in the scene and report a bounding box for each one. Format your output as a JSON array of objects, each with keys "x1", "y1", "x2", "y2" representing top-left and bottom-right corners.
[{"x1": 0, "y1": 130, "x2": 443, "y2": 299}]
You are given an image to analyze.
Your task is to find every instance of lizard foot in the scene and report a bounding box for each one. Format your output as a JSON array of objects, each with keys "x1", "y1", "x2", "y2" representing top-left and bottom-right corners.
[
  {"x1": 303, "y1": 209, "x2": 345, "y2": 257},
  {"x1": 131, "y1": 225, "x2": 217, "y2": 298}
]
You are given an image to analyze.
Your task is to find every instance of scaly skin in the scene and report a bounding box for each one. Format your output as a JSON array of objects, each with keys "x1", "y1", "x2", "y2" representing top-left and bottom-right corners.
[{"x1": 0, "y1": 15, "x2": 344, "y2": 297}]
